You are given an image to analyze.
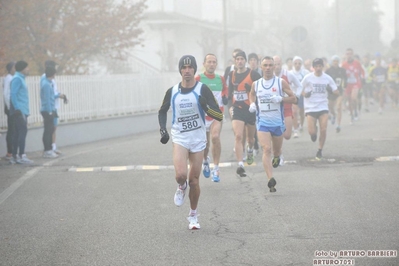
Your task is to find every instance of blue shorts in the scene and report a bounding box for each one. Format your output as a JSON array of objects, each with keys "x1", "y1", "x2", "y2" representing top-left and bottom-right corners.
[{"x1": 257, "y1": 125, "x2": 285, "y2": 137}]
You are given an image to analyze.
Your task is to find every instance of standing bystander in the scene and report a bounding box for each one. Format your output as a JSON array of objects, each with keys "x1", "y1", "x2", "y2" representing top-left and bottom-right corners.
[
  {"x1": 10, "y1": 61, "x2": 33, "y2": 164},
  {"x1": 3, "y1": 62, "x2": 15, "y2": 160}
]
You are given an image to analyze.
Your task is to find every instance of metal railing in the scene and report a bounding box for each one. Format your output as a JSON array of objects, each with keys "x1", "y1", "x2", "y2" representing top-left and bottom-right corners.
[{"x1": 0, "y1": 73, "x2": 179, "y2": 129}]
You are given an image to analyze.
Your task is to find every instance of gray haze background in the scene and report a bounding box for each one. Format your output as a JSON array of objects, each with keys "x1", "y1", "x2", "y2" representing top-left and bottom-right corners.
[{"x1": 127, "y1": 0, "x2": 398, "y2": 74}]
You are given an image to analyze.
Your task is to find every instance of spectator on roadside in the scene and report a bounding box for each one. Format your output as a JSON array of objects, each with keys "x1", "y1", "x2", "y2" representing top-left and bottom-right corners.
[
  {"x1": 10, "y1": 60, "x2": 33, "y2": 164},
  {"x1": 42, "y1": 60, "x2": 66, "y2": 155},
  {"x1": 40, "y1": 66, "x2": 59, "y2": 158},
  {"x1": 3, "y1": 61, "x2": 15, "y2": 160}
]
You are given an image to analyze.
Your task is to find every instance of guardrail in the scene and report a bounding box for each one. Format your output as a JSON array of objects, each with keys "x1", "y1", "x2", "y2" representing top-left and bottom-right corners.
[{"x1": 0, "y1": 73, "x2": 179, "y2": 129}]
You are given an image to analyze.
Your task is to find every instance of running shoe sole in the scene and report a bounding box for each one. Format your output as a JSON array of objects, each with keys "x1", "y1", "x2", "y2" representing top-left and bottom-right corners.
[
  {"x1": 268, "y1": 177, "x2": 277, "y2": 193},
  {"x1": 236, "y1": 167, "x2": 247, "y2": 177}
]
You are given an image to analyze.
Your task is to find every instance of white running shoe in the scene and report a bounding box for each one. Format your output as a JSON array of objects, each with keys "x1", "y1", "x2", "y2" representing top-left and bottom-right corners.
[
  {"x1": 18, "y1": 154, "x2": 33, "y2": 164},
  {"x1": 187, "y1": 215, "x2": 200, "y2": 230},
  {"x1": 53, "y1": 149, "x2": 62, "y2": 155},
  {"x1": 293, "y1": 130, "x2": 299, "y2": 138},
  {"x1": 174, "y1": 181, "x2": 187, "y2": 207},
  {"x1": 279, "y1": 154, "x2": 285, "y2": 166},
  {"x1": 43, "y1": 150, "x2": 58, "y2": 158},
  {"x1": 9, "y1": 155, "x2": 20, "y2": 165}
]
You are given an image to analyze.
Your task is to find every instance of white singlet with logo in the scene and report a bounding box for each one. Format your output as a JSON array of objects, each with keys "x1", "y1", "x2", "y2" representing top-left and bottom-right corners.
[
  {"x1": 301, "y1": 72, "x2": 337, "y2": 113},
  {"x1": 170, "y1": 82, "x2": 206, "y2": 143},
  {"x1": 254, "y1": 76, "x2": 284, "y2": 127}
]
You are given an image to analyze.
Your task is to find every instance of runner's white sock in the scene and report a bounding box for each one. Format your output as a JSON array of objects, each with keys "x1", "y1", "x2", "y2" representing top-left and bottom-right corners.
[
  {"x1": 189, "y1": 209, "x2": 197, "y2": 216},
  {"x1": 52, "y1": 143, "x2": 56, "y2": 151}
]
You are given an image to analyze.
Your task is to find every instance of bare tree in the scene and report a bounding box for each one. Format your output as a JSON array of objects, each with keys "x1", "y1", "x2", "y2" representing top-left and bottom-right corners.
[{"x1": 0, "y1": 0, "x2": 147, "y2": 74}]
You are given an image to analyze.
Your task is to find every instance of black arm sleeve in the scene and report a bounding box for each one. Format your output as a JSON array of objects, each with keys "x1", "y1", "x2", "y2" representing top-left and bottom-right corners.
[
  {"x1": 201, "y1": 85, "x2": 223, "y2": 122},
  {"x1": 158, "y1": 88, "x2": 172, "y2": 129}
]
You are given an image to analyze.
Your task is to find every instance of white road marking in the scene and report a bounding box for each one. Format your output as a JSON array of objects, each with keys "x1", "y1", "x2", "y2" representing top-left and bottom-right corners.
[{"x1": 0, "y1": 167, "x2": 42, "y2": 205}]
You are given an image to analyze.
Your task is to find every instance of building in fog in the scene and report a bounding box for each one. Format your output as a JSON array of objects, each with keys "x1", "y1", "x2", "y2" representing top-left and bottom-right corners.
[
  {"x1": 132, "y1": 0, "x2": 272, "y2": 72},
  {"x1": 129, "y1": 0, "x2": 395, "y2": 73}
]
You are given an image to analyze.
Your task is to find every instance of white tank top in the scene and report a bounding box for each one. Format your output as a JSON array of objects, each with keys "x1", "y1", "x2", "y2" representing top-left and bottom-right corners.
[
  {"x1": 254, "y1": 76, "x2": 284, "y2": 127},
  {"x1": 170, "y1": 82, "x2": 206, "y2": 143}
]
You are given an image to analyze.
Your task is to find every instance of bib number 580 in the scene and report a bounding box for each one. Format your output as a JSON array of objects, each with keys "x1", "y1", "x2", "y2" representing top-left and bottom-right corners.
[{"x1": 182, "y1": 121, "x2": 198, "y2": 130}]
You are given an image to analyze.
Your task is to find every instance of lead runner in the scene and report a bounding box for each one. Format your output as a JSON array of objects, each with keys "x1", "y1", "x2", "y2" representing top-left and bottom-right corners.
[{"x1": 158, "y1": 55, "x2": 223, "y2": 230}]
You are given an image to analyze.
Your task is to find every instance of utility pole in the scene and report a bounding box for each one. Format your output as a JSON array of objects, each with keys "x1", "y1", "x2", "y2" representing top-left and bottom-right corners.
[
  {"x1": 223, "y1": 0, "x2": 228, "y2": 68},
  {"x1": 336, "y1": 0, "x2": 340, "y2": 53},
  {"x1": 396, "y1": 0, "x2": 399, "y2": 40}
]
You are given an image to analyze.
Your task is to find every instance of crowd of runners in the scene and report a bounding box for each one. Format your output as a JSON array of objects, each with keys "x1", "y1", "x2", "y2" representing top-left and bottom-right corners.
[{"x1": 158, "y1": 48, "x2": 399, "y2": 229}]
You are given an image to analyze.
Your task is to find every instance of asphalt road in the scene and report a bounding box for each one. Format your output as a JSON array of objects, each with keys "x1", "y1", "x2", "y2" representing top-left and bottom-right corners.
[{"x1": 0, "y1": 105, "x2": 398, "y2": 266}]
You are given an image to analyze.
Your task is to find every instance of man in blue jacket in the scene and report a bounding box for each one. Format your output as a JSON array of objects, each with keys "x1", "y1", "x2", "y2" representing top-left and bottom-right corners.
[
  {"x1": 40, "y1": 66, "x2": 58, "y2": 158},
  {"x1": 10, "y1": 60, "x2": 33, "y2": 164}
]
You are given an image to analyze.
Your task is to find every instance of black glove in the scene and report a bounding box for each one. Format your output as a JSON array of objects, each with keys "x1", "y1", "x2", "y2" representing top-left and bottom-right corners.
[
  {"x1": 304, "y1": 91, "x2": 312, "y2": 98},
  {"x1": 198, "y1": 95, "x2": 208, "y2": 111},
  {"x1": 244, "y1": 83, "x2": 251, "y2": 93},
  {"x1": 160, "y1": 128, "x2": 169, "y2": 144},
  {"x1": 222, "y1": 95, "x2": 228, "y2": 105},
  {"x1": 63, "y1": 95, "x2": 68, "y2": 104}
]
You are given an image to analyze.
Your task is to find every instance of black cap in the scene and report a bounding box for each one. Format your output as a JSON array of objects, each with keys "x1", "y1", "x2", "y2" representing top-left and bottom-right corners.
[
  {"x1": 178, "y1": 55, "x2": 197, "y2": 75},
  {"x1": 312, "y1": 58, "x2": 324, "y2": 67},
  {"x1": 248, "y1": 53, "x2": 259, "y2": 62},
  {"x1": 45, "y1": 60, "x2": 57, "y2": 68},
  {"x1": 235, "y1": 51, "x2": 247, "y2": 61},
  {"x1": 45, "y1": 66, "x2": 56, "y2": 78},
  {"x1": 15, "y1": 61, "x2": 28, "y2": 72}
]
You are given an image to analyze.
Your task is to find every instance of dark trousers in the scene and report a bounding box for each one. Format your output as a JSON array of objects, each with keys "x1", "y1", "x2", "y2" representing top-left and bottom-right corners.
[
  {"x1": 41, "y1": 112, "x2": 54, "y2": 151},
  {"x1": 12, "y1": 113, "x2": 28, "y2": 156},
  {"x1": 6, "y1": 112, "x2": 15, "y2": 154}
]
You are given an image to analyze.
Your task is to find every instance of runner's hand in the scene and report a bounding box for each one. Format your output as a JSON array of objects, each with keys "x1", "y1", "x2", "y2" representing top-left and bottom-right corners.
[
  {"x1": 249, "y1": 102, "x2": 257, "y2": 113},
  {"x1": 160, "y1": 128, "x2": 169, "y2": 144},
  {"x1": 304, "y1": 91, "x2": 312, "y2": 98},
  {"x1": 270, "y1": 95, "x2": 283, "y2": 103},
  {"x1": 222, "y1": 95, "x2": 228, "y2": 105}
]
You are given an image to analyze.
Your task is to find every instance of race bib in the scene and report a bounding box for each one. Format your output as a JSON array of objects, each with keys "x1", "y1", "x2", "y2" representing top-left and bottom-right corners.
[
  {"x1": 376, "y1": 75, "x2": 385, "y2": 83},
  {"x1": 234, "y1": 91, "x2": 248, "y2": 101},
  {"x1": 335, "y1": 77, "x2": 342, "y2": 87},
  {"x1": 177, "y1": 114, "x2": 201, "y2": 132}
]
